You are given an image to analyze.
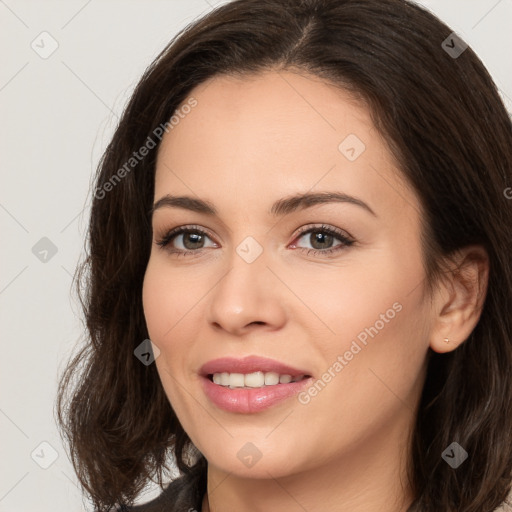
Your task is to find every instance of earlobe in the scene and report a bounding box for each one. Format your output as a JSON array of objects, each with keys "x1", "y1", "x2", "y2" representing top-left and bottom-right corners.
[{"x1": 428, "y1": 245, "x2": 489, "y2": 354}]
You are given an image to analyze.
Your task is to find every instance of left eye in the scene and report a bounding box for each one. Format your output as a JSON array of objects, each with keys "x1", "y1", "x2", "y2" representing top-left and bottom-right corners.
[{"x1": 290, "y1": 225, "x2": 354, "y2": 253}]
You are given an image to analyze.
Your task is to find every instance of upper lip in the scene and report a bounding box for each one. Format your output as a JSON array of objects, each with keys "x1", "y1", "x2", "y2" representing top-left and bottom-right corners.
[{"x1": 199, "y1": 356, "x2": 312, "y2": 378}]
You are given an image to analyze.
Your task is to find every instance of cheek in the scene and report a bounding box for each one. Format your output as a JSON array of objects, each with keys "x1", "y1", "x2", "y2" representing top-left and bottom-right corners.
[
  {"x1": 294, "y1": 291, "x2": 428, "y2": 458},
  {"x1": 284, "y1": 253, "x2": 407, "y2": 344},
  {"x1": 142, "y1": 266, "x2": 169, "y2": 341},
  {"x1": 142, "y1": 258, "x2": 210, "y2": 393},
  {"x1": 142, "y1": 258, "x2": 199, "y2": 343},
  {"x1": 142, "y1": 262, "x2": 197, "y2": 415},
  {"x1": 292, "y1": 247, "x2": 429, "y2": 402}
]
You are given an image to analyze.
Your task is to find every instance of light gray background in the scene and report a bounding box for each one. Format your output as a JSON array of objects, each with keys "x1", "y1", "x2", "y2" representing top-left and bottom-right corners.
[{"x1": 1, "y1": 1, "x2": 511, "y2": 510}]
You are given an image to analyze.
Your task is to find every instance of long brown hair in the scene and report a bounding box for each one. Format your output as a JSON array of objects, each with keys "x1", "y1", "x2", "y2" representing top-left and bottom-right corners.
[{"x1": 55, "y1": 0, "x2": 512, "y2": 510}]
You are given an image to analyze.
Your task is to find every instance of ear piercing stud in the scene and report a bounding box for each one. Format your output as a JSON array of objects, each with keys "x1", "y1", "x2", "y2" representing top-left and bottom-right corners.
[{"x1": 443, "y1": 338, "x2": 450, "y2": 344}]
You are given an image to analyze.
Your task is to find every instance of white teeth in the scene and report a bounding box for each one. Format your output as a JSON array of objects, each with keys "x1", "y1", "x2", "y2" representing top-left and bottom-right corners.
[
  {"x1": 211, "y1": 371, "x2": 307, "y2": 388},
  {"x1": 229, "y1": 373, "x2": 245, "y2": 388},
  {"x1": 264, "y1": 372, "x2": 280, "y2": 385},
  {"x1": 244, "y1": 371, "x2": 265, "y2": 387}
]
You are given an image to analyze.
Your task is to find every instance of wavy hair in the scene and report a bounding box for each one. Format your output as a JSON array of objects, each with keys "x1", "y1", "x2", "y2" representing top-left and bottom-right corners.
[{"x1": 55, "y1": 0, "x2": 512, "y2": 510}]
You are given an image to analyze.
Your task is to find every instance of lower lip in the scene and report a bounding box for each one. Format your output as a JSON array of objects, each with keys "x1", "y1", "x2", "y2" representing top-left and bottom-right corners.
[{"x1": 201, "y1": 375, "x2": 313, "y2": 413}]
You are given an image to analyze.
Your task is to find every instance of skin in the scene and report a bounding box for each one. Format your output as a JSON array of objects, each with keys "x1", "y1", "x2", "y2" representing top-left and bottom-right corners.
[{"x1": 142, "y1": 69, "x2": 489, "y2": 512}]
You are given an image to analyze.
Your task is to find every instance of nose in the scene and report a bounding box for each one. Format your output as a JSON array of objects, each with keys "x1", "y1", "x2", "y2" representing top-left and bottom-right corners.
[{"x1": 206, "y1": 244, "x2": 288, "y2": 336}]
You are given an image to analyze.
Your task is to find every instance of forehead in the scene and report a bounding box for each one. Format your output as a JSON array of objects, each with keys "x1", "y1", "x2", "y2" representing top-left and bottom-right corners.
[{"x1": 154, "y1": 70, "x2": 417, "y2": 223}]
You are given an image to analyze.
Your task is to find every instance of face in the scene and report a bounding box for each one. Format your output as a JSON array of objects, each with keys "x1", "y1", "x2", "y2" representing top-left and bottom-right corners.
[{"x1": 142, "y1": 70, "x2": 433, "y2": 479}]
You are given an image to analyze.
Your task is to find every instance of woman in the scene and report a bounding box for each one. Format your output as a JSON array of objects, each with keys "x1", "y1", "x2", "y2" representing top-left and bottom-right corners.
[{"x1": 56, "y1": 0, "x2": 512, "y2": 510}]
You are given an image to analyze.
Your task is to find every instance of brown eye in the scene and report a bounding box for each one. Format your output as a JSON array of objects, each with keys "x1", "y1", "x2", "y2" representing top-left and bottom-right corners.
[
  {"x1": 291, "y1": 225, "x2": 354, "y2": 256},
  {"x1": 180, "y1": 231, "x2": 206, "y2": 250},
  {"x1": 156, "y1": 226, "x2": 218, "y2": 254},
  {"x1": 307, "y1": 231, "x2": 336, "y2": 250}
]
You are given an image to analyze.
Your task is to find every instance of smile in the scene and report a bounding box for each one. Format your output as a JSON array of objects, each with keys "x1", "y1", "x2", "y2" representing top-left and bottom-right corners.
[
  {"x1": 199, "y1": 355, "x2": 314, "y2": 413},
  {"x1": 210, "y1": 371, "x2": 308, "y2": 388}
]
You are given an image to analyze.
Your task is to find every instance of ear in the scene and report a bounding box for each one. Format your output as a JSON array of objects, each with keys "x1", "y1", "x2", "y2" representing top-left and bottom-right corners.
[{"x1": 429, "y1": 245, "x2": 489, "y2": 354}]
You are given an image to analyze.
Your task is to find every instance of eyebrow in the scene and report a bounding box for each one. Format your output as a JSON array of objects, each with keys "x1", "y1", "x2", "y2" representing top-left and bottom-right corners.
[{"x1": 151, "y1": 191, "x2": 377, "y2": 217}]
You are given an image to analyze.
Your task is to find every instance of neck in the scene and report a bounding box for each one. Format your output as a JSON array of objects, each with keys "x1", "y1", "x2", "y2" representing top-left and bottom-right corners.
[{"x1": 202, "y1": 414, "x2": 415, "y2": 512}]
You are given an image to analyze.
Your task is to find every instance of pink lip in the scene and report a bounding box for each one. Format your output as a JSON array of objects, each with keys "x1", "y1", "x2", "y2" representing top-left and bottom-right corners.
[
  {"x1": 201, "y1": 376, "x2": 313, "y2": 413},
  {"x1": 199, "y1": 356, "x2": 313, "y2": 414},
  {"x1": 199, "y1": 355, "x2": 311, "y2": 378}
]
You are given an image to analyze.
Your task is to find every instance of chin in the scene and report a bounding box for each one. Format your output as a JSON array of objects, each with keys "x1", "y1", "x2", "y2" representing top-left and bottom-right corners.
[{"x1": 196, "y1": 435, "x2": 312, "y2": 480}]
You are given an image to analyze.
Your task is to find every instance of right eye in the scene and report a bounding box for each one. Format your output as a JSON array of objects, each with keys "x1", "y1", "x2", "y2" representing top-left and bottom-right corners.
[{"x1": 155, "y1": 225, "x2": 218, "y2": 256}]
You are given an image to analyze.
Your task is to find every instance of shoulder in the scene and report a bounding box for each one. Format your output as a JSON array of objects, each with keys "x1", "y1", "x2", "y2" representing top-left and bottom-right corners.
[{"x1": 119, "y1": 471, "x2": 206, "y2": 512}]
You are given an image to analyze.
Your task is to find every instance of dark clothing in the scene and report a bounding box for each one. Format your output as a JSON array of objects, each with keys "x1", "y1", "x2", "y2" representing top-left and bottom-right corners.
[
  {"x1": 117, "y1": 470, "x2": 512, "y2": 511},
  {"x1": 119, "y1": 469, "x2": 207, "y2": 512}
]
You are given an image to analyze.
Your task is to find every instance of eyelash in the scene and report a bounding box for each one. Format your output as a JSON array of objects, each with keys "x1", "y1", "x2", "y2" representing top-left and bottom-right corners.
[{"x1": 155, "y1": 224, "x2": 355, "y2": 258}]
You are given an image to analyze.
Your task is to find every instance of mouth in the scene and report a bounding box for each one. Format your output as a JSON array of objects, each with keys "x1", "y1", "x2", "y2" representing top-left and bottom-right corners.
[
  {"x1": 199, "y1": 355, "x2": 313, "y2": 388},
  {"x1": 198, "y1": 355, "x2": 314, "y2": 413},
  {"x1": 206, "y1": 371, "x2": 312, "y2": 389},
  {"x1": 201, "y1": 372, "x2": 314, "y2": 414}
]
